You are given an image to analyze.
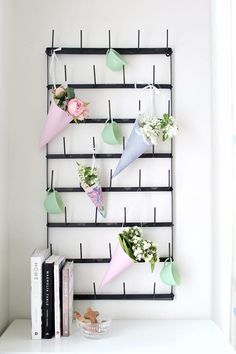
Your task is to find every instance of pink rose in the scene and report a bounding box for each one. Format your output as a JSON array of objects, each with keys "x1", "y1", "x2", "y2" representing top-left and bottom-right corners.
[{"x1": 67, "y1": 98, "x2": 89, "y2": 120}]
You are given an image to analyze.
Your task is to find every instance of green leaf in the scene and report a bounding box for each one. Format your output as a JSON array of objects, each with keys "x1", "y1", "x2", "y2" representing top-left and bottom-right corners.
[
  {"x1": 150, "y1": 261, "x2": 155, "y2": 272},
  {"x1": 66, "y1": 86, "x2": 75, "y2": 99}
]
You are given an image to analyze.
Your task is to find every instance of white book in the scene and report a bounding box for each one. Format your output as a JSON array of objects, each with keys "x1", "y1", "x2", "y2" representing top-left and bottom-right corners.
[
  {"x1": 31, "y1": 248, "x2": 50, "y2": 339},
  {"x1": 54, "y1": 255, "x2": 66, "y2": 338}
]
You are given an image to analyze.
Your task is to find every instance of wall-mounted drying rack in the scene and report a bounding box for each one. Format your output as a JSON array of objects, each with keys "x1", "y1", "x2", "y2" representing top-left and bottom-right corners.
[{"x1": 45, "y1": 29, "x2": 175, "y2": 301}]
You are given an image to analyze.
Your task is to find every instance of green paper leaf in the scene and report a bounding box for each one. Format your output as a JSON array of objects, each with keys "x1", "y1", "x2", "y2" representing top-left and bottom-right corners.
[{"x1": 66, "y1": 86, "x2": 75, "y2": 99}]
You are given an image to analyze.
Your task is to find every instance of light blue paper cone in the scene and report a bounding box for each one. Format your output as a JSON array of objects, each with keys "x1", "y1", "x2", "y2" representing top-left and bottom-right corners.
[{"x1": 113, "y1": 120, "x2": 151, "y2": 177}]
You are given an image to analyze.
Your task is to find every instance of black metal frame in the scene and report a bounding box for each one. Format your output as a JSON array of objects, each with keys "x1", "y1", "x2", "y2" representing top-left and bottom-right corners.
[{"x1": 45, "y1": 29, "x2": 175, "y2": 301}]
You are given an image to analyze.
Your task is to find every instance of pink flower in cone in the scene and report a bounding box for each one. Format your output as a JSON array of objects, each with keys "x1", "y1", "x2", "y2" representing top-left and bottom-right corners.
[
  {"x1": 100, "y1": 242, "x2": 134, "y2": 288},
  {"x1": 39, "y1": 100, "x2": 74, "y2": 148},
  {"x1": 67, "y1": 98, "x2": 88, "y2": 120}
]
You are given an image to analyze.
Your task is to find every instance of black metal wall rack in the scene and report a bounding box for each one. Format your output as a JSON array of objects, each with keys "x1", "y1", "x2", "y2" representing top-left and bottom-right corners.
[{"x1": 45, "y1": 29, "x2": 175, "y2": 301}]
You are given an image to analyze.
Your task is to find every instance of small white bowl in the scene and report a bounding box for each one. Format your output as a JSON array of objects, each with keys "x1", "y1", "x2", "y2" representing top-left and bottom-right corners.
[{"x1": 76, "y1": 317, "x2": 112, "y2": 339}]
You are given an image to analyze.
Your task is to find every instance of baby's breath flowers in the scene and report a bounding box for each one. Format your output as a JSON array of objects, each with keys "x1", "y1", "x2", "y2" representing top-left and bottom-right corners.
[
  {"x1": 77, "y1": 163, "x2": 99, "y2": 189},
  {"x1": 138, "y1": 113, "x2": 178, "y2": 144},
  {"x1": 118, "y1": 226, "x2": 159, "y2": 272}
]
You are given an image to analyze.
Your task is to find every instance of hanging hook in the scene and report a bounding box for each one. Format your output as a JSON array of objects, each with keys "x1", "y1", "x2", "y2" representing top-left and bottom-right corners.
[
  {"x1": 109, "y1": 243, "x2": 112, "y2": 259},
  {"x1": 95, "y1": 208, "x2": 98, "y2": 224},
  {"x1": 108, "y1": 30, "x2": 111, "y2": 49},
  {"x1": 50, "y1": 170, "x2": 54, "y2": 190},
  {"x1": 50, "y1": 243, "x2": 53, "y2": 255},
  {"x1": 168, "y1": 99, "x2": 171, "y2": 116},
  {"x1": 51, "y1": 29, "x2": 55, "y2": 55},
  {"x1": 153, "y1": 207, "x2": 157, "y2": 223},
  {"x1": 108, "y1": 100, "x2": 112, "y2": 121},
  {"x1": 168, "y1": 169, "x2": 171, "y2": 188},
  {"x1": 80, "y1": 30, "x2": 83, "y2": 49},
  {"x1": 138, "y1": 169, "x2": 142, "y2": 190},
  {"x1": 64, "y1": 65, "x2": 67, "y2": 82},
  {"x1": 152, "y1": 65, "x2": 156, "y2": 86},
  {"x1": 122, "y1": 65, "x2": 126, "y2": 85},
  {"x1": 93, "y1": 65, "x2": 97, "y2": 85},
  {"x1": 80, "y1": 243, "x2": 83, "y2": 259},
  {"x1": 123, "y1": 282, "x2": 126, "y2": 295},
  {"x1": 93, "y1": 282, "x2": 97, "y2": 297},
  {"x1": 63, "y1": 137, "x2": 66, "y2": 155},
  {"x1": 122, "y1": 136, "x2": 126, "y2": 151},
  {"x1": 153, "y1": 282, "x2": 156, "y2": 295},
  {"x1": 123, "y1": 207, "x2": 127, "y2": 224},
  {"x1": 138, "y1": 99, "x2": 141, "y2": 112},
  {"x1": 109, "y1": 169, "x2": 113, "y2": 187},
  {"x1": 137, "y1": 29, "x2": 140, "y2": 49},
  {"x1": 64, "y1": 207, "x2": 67, "y2": 224},
  {"x1": 166, "y1": 29, "x2": 171, "y2": 57}
]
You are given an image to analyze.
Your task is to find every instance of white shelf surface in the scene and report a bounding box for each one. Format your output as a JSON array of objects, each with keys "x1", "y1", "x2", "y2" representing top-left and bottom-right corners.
[{"x1": 0, "y1": 319, "x2": 235, "y2": 354}]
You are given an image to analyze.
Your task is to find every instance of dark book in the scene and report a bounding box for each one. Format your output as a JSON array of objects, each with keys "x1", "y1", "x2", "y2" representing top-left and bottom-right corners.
[{"x1": 42, "y1": 255, "x2": 60, "y2": 339}]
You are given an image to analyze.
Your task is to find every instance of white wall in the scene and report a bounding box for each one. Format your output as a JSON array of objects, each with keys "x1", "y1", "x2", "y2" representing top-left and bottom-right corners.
[
  {"x1": 0, "y1": 0, "x2": 10, "y2": 333},
  {"x1": 9, "y1": 0, "x2": 212, "y2": 320},
  {"x1": 211, "y1": 0, "x2": 233, "y2": 337}
]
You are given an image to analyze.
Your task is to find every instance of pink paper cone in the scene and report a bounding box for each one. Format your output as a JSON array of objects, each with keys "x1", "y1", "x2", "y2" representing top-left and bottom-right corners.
[
  {"x1": 100, "y1": 242, "x2": 134, "y2": 288},
  {"x1": 39, "y1": 100, "x2": 74, "y2": 148},
  {"x1": 85, "y1": 184, "x2": 105, "y2": 218}
]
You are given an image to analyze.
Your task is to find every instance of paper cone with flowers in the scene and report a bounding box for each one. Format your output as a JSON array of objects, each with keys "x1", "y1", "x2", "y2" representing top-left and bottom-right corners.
[
  {"x1": 100, "y1": 226, "x2": 159, "y2": 288},
  {"x1": 77, "y1": 163, "x2": 105, "y2": 218},
  {"x1": 39, "y1": 86, "x2": 89, "y2": 148}
]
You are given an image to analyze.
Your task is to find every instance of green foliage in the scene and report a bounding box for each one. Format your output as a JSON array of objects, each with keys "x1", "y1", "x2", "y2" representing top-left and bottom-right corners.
[{"x1": 77, "y1": 163, "x2": 99, "y2": 189}]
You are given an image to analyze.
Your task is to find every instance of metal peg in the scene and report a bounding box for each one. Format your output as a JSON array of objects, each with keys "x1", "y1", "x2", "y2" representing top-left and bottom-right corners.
[
  {"x1": 122, "y1": 65, "x2": 126, "y2": 85},
  {"x1": 108, "y1": 30, "x2": 111, "y2": 49},
  {"x1": 93, "y1": 65, "x2": 97, "y2": 85},
  {"x1": 95, "y1": 208, "x2": 98, "y2": 223},
  {"x1": 64, "y1": 65, "x2": 67, "y2": 82},
  {"x1": 152, "y1": 65, "x2": 156, "y2": 86},
  {"x1": 109, "y1": 169, "x2": 113, "y2": 187},
  {"x1": 92, "y1": 136, "x2": 96, "y2": 151},
  {"x1": 51, "y1": 29, "x2": 54, "y2": 54},
  {"x1": 50, "y1": 170, "x2": 54, "y2": 190},
  {"x1": 168, "y1": 100, "x2": 171, "y2": 116},
  {"x1": 138, "y1": 99, "x2": 141, "y2": 112},
  {"x1": 63, "y1": 137, "x2": 66, "y2": 155},
  {"x1": 123, "y1": 282, "x2": 126, "y2": 295},
  {"x1": 153, "y1": 282, "x2": 156, "y2": 295},
  {"x1": 168, "y1": 169, "x2": 171, "y2": 188},
  {"x1": 154, "y1": 207, "x2": 157, "y2": 223},
  {"x1": 123, "y1": 136, "x2": 126, "y2": 151},
  {"x1": 80, "y1": 243, "x2": 83, "y2": 259},
  {"x1": 50, "y1": 243, "x2": 53, "y2": 255},
  {"x1": 93, "y1": 282, "x2": 97, "y2": 297},
  {"x1": 123, "y1": 207, "x2": 127, "y2": 224},
  {"x1": 137, "y1": 29, "x2": 140, "y2": 49},
  {"x1": 80, "y1": 30, "x2": 83, "y2": 49},
  {"x1": 108, "y1": 100, "x2": 112, "y2": 120},
  {"x1": 168, "y1": 242, "x2": 171, "y2": 259},
  {"x1": 109, "y1": 243, "x2": 112, "y2": 259},
  {"x1": 64, "y1": 207, "x2": 67, "y2": 224},
  {"x1": 138, "y1": 169, "x2": 142, "y2": 189}
]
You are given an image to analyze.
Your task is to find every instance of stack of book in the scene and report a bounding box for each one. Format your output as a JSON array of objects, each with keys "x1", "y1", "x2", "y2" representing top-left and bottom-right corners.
[{"x1": 30, "y1": 248, "x2": 74, "y2": 339}]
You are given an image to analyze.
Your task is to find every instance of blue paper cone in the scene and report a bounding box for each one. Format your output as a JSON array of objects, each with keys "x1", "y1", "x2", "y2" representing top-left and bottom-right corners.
[{"x1": 113, "y1": 120, "x2": 152, "y2": 177}]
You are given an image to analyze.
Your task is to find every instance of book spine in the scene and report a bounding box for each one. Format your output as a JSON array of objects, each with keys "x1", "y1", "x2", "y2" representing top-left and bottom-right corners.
[
  {"x1": 42, "y1": 263, "x2": 54, "y2": 339},
  {"x1": 31, "y1": 256, "x2": 42, "y2": 339},
  {"x1": 54, "y1": 264, "x2": 60, "y2": 338},
  {"x1": 62, "y1": 268, "x2": 69, "y2": 336}
]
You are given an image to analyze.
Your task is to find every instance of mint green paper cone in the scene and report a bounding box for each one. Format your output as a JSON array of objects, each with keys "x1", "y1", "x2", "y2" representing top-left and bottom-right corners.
[{"x1": 106, "y1": 48, "x2": 127, "y2": 72}]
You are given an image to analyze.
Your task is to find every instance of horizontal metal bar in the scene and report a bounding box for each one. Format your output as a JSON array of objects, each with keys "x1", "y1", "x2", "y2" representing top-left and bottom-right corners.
[
  {"x1": 48, "y1": 222, "x2": 173, "y2": 228},
  {"x1": 74, "y1": 293, "x2": 174, "y2": 300},
  {"x1": 46, "y1": 47, "x2": 173, "y2": 56},
  {"x1": 47, "y1": 153, "x2": 172, "y2": 159},
  {"x1": 56, "y1": 186, "x2": 172, "y2": 192},
  {"x1": 47, "y1": 83, "x2": 172, "y2": 90},
  {"x1": 67, "y1": 257, "x2": 168, "y2": 263},
  {"x1": 71, "y1": 118, "x2": 136, "y2": 124}
]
